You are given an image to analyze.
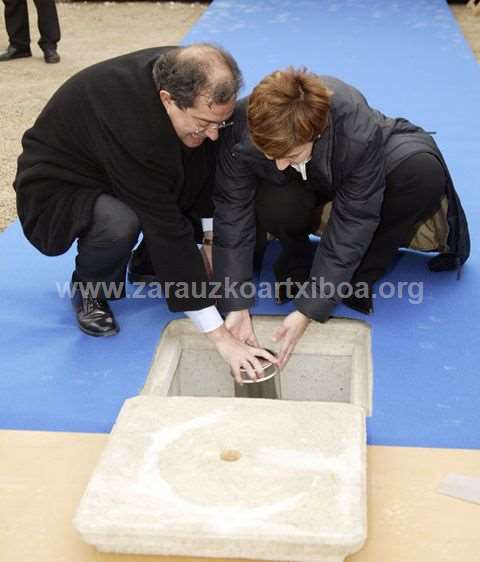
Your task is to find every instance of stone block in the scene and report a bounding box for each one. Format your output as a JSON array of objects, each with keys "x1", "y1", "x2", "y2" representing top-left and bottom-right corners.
[{"x1": 74, "y1": 395, "x2": 367, "y2": 562}]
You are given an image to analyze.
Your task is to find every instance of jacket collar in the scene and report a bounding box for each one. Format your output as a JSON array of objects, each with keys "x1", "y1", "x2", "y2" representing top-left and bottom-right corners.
[{"x1": 310, "y1": 114, "x2": 333, "y2": 184}]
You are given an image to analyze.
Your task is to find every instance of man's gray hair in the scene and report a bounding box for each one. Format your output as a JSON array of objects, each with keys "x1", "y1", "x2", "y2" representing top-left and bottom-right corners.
[{"x1": 152, "y1": 43, "x2": 243, "y2": 109}]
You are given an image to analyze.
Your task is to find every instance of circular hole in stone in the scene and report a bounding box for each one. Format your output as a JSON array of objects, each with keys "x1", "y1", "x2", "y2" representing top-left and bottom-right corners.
[{"x1": 220, "y1": 449, "x2": 241, "y2": 462}]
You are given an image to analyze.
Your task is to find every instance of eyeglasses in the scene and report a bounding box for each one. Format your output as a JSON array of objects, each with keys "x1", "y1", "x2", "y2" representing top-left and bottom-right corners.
[{"x1": 193, "y1": 120, "x2": 234, "y2": 135}]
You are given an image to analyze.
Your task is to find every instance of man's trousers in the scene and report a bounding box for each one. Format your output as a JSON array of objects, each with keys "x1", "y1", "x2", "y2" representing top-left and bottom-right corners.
[{"x1": 3, "y1": 0, "x2": 60, "y2": 51}]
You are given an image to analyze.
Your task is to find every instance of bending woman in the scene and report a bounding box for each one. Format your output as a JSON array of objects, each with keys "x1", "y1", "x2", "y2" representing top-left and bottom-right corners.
[{"x1": 213, "y1": 68, "x2": 469, "y2": 367}]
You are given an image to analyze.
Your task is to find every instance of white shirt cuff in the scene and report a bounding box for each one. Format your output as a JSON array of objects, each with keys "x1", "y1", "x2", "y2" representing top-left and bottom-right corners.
[
  {"x1": 185, "y1": 305, "x2": 223, "y2": 333},
  {"x1": 201, "y1": 218, "x2": 213, "y2": 232}
]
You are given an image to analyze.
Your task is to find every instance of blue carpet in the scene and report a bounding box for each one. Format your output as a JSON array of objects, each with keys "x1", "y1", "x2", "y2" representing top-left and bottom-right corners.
[{"x1": 1, "y1": 0, "x2": 479, "y2": 448}]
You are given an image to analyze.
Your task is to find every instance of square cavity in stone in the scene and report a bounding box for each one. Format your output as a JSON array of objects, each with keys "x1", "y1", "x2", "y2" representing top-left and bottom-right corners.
[
  {"x1": 74, "y1": 395, "x2": 367, "y2": 562},
  {"x1": 142, "y1": 316, "x2": 372, "y2": 414}
]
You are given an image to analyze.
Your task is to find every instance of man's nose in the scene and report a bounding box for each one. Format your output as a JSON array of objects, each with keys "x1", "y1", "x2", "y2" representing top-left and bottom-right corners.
[
  {"x1": 205, "y1": 128, "x2": 219, "y2": 141},
  {"x1": 275, "y1": 159, "x2": 290, "y2": 170}
]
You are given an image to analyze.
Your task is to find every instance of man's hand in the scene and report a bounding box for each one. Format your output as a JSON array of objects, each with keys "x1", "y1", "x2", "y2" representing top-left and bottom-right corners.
[
  {"x1": 225, "y1": 309, "x2": 258, "y2": 346},
  {"x1": 206, "y1": 324, "x2": 277, "y2": 384},
  {"x1": 272, "y1": 311, "x2": 311, "y2": 369}
]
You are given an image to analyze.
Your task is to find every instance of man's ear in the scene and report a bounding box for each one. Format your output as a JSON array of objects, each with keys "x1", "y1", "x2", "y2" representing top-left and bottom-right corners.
[{"x1": 159, "y1": 90, "x2": 173, "y2": 111}]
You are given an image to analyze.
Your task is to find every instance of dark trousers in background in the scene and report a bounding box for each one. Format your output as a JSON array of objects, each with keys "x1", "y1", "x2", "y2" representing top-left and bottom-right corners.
[
  {"x1": 255, "y1": 152, "x2": 447, "y2": 292},
  {"x1": 3, "y1": 0, "x2": 60, "y2": 51}
]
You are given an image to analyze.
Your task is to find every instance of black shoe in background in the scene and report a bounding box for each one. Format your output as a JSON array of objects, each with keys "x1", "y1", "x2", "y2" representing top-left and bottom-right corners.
[
  {"x1": 43, "y1": 48, "x2": 60, "y2": 64},
  {"x1": 427, "y1": 253, "x2": 458, "y2": 272},
  {"x1": 274, "y1": 279, "x2": 301, "y2": 305},
  {"x1": 0, "y1": 46, "x2": 32, "y2": 61},
  {"x1": 71, "y1": 281, "x2": 119, "y2": 337},
  {"x1": 127, "y1": 260, "x2": 157, "y2": 284},
  {"x1": 128, "y1": 241, "x2": 157, "y2": 284},
  {"x1": 342, "y1": 294, "x2": 373, "y2": 315}
]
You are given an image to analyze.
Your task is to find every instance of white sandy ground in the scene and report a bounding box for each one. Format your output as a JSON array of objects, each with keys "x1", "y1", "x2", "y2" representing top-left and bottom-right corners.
[{"x1": 0, "y1": 2, "x2": 478, "y2": 232}]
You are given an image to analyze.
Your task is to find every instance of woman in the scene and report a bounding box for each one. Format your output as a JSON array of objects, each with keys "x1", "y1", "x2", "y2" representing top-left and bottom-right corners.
[{"x1": 213, "y1": 68, "x2": 470, "y2": 368}]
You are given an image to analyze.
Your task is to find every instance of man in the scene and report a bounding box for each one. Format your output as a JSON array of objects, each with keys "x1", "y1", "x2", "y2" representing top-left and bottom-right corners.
[
  {"x1": 213, "y1": 68, "x2": 470, "y2": 367},
  {"x1": 0, "y1": 0, "x2": 60, "y2": 63},
  {"x1": 14, "y1": 44, "x2": 275, "y2": 381}
]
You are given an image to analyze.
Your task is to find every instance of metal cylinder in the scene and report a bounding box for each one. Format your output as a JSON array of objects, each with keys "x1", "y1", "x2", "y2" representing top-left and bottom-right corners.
[{"x1": 234, "y1": 350, "x2": 282, "y2": 399}]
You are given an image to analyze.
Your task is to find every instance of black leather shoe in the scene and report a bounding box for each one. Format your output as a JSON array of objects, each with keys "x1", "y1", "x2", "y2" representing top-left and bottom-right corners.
[
  {"x1": 274, "y1": 279, "x2": 300, "y2": 305},
  {"x1": 43, "y1": 48, "x2": 60, "y2": 64},
  {"x1": 127, "y1": 264, "x2": 157, "y2": 284},
  {"x1": 428, "y1": 253, "x2": 458, "y2": 272},
  {"x1": 342, "y1": 294, "x2": 373, "y2": 315},
  {"x1": 0, "y1": 46, "x2": 32, "y2": 61},
  {"x1": 71, "y1": 287, "x2": 119, "y2": 337}
]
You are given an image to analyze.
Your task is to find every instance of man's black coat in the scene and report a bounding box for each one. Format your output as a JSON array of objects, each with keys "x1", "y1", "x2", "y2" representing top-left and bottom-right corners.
[
  {"x1": 213, "y1": 77, "x2": 470, "y2": 321},
  {"x1": 14, "y1": 47, "x2": 216, "y2": 312}
]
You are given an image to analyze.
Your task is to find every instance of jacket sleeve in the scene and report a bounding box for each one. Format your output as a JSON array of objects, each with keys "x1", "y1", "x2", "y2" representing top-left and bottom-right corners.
[
  {"x1": 105, "y1": 145, "x2": 214, "y2": 313},
  {"x1": 296, "y1": 126, "x2": 386, "y2": 321},
  {"x1": 213, "y1": 138, "x2": 259, "y2": 312}
]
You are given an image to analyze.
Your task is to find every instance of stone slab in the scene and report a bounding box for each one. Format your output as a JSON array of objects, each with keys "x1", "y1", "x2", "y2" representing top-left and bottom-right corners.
[{"x1": 74, "y1": 396, "x2": 367, "y2": 562}]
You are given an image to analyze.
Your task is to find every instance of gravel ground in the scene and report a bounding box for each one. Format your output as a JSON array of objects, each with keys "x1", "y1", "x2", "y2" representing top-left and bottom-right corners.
[
  {"x1": 0, "y1": 2, "x2": 478, "y2": 232},
  {"x1": 0, "y1": 1, "x2": 207, "y2": 231}
]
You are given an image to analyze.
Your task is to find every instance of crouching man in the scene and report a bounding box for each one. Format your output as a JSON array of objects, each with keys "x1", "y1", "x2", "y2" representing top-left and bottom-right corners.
[{"x1": 14, "y1": 44, "x2": 275, "y2": 380}]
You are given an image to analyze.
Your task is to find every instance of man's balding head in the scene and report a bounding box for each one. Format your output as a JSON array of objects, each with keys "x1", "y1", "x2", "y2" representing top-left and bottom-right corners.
[{"x1": 152, "y1": 43, "x2": 243, "y2": 109}]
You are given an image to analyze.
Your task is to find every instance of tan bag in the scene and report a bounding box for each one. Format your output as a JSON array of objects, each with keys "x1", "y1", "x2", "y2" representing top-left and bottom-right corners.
[{"x1": 311, "y1": 195, "x2": 450, "y2": 253}]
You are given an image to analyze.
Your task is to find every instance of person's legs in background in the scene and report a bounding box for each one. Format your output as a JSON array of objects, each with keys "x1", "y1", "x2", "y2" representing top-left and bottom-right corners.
[
  {"x1": 33, "y1": 0, "x2": 60, "y2": 63},
  {"x1": 0, "y1": 0, "x2": 60, "y2": 62},
  {"x1": 73, "y1": 194, "x2": 141, "y2": 336},
  {"x1": 0, "y1": 0, "x2": 32, "y2": 60}
]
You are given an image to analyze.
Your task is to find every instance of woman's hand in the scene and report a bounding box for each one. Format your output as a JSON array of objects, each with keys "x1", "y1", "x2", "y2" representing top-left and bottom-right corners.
[
  {"x1": 200, "y1": 240, "x2": 213, "y2": 280},
  {"x1": 206, "y1": 324, "x2": 277, "y2": 384},
  {"x1": 272, "y1": 311, "x2": 311, "y2": 369},
  {"x1": 225, "y1": 309, "x2": 259, "y2": 346}
]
